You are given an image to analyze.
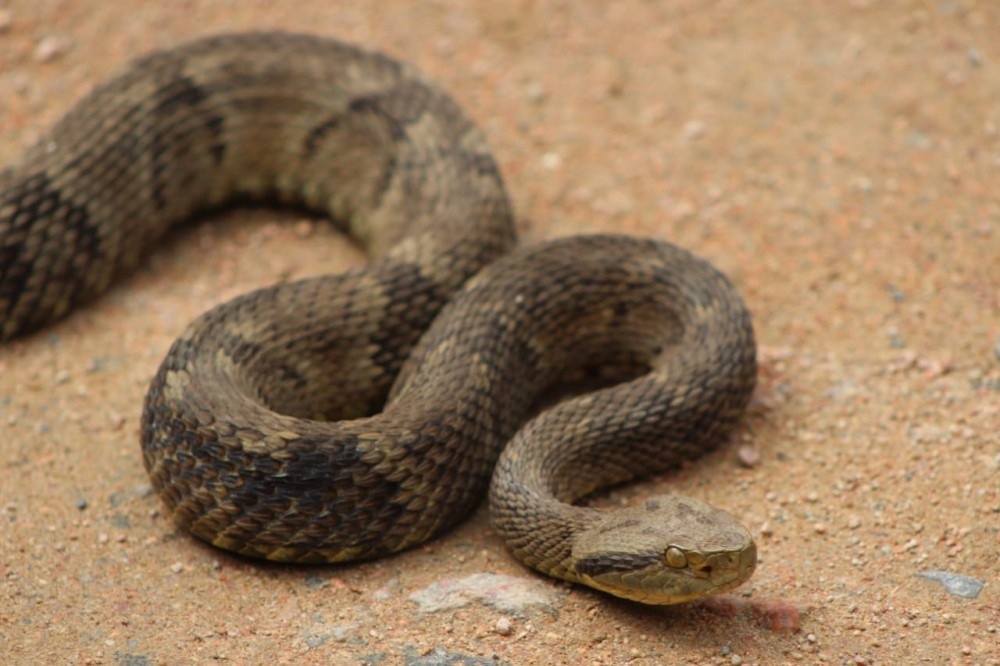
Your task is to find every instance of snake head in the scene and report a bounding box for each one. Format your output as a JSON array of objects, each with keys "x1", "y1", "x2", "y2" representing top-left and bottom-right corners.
[{"x1": 570, "y1": 495, "x2": 756, "y2": 604}]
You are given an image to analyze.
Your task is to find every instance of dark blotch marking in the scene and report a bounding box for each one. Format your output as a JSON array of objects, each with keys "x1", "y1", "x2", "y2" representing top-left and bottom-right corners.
[
  {"x1": 301, "y1": 115, "x2": 343, "y2": 159},
  {"x1": 574, "y1": 551, "x2": 662, "y2": 577},
  {"x1": 466, "y1": 151, "x2": 503, "y2": 180},
  {"x1": 595, "y1": 518, "x2": 640, "y2": 536},
  {"x1": 148, "y1": 74, "x2": 226, "y2": 209},
  {"x1": 360, "y1": 80, "x2": 433, "y2": 127},
  {"x1": 347, "y1": 96, "x2": 407, "y2": 143},
  {"x1": 367, "y1": 263, "x2": 450, "y2": 379},
  {"x1": 303, "y1": 80, "x2": 434, "y2": 160},
  {"x1": 0, "y1": 172, "x2": 98, "y2": 331}
]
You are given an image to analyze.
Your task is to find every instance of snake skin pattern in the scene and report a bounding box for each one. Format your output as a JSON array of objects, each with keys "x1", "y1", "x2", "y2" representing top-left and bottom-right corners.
[{"x1": 0, "y1": 33, "x2": 757, "y2": 603}]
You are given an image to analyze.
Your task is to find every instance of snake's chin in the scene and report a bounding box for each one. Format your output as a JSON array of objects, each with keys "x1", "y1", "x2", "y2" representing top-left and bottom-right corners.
[{"x1": 570, "y1": 495, "x2": 757, "y2": 604}]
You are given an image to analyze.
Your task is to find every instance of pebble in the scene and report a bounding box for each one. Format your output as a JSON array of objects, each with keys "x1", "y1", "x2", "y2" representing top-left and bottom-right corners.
[
  {"x1": 494, "y1": 616, "x2": 514, "y2": 635},
  {"x1": 132, "y1": 484, "x2": 154, "y2": 498},
  {"x1": 35, "y1": 36, "x2": 68, "y2": 63},
  {"x1": 302, "y1": 573, "x2": 330, "y2": 589},
  {"x1": 916, "y1": 570, "x2": 984, "y2": 599},
  {"x1": 302, "y1": 622, "x2": 357, "y2": 648},
  {"x1": 169, "y1": 562, "x2": 184, "y2": 574},
  {"x1": 0, "y1": 9, "x2": 12, "y2": 32},
  {"x1": 540, "y1": 152, "x2": 562, "y2": 171},
  {"x1": 403, "y1": 646, "x2": 495, "y2": 666},
  {"x1": 737, "y1": 445, "x2": 760, "y2": 468},
  {"x1": 523, "y1": 81, "x2": 547, "y2": 104},
  {"x1": 682, "y1": 119, "x2": 706, "y2": 141}
]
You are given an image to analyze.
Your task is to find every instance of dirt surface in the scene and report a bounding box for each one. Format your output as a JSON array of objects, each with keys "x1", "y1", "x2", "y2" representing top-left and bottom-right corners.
[{"x1": 1, "y1": 2, "x2": 997, "y2": 664}]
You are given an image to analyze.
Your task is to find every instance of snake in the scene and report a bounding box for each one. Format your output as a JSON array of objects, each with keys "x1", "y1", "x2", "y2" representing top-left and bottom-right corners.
[{"x1": 0, "y1": 32, "x2": 758, "y2": 604}]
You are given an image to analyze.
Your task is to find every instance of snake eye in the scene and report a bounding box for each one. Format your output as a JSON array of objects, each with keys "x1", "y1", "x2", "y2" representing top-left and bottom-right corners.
[{"x1": 665, "y1": 546, "x2": 687, "y2": 569}]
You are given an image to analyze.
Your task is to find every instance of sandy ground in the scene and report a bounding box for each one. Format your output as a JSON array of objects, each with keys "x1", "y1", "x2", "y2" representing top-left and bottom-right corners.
[{"x1": 1, "y1": 1, "x2": 997, "y2": 664}]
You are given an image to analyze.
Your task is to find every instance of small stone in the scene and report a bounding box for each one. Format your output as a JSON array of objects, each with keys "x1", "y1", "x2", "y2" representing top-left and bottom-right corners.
[
  {"x1": 494, "y1": 616, "x2": 514, "y2": 636},
  {"x1": 97, "y1": 533, "x2": 109, "y2": 544},
  {"x1": 524, "y1": 81, "x2": 546, "y2": 104},
  {"x1": 0, "y1": 9, "x2": 12, "y2": 32},
  {"x1": 35, "y1": 36, "x2": 67, "y2": 63},
  {"x1": 682, "y1": 119, "x2": 706, "y2": 141},
  {"x1": 76, "y1": 499, "x2": 88, "y2": 511},
  {"x1": 132, "y1": 484, "x2": 154, "y2": 498},
  {"x1": 916, "y1": 570, "x2": 984, "y2": 599},
  {"x1": 170, "y1": 562, "x2": 184, "y2": 574},
  {"x1": 540, "y1": 152, "x2": 562, "y2": 171},
  {"x1": 737, "y1": 445, "x2": 760, "y2": 468},
  {"x1": 847, "y1": 516, "x2": 862, "y2": 529}
]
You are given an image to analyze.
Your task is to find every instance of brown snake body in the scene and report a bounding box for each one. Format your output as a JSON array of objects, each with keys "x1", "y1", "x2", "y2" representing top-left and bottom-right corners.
[{"x1": 0, "y1": 33, "x2": 757, "y2": 603}]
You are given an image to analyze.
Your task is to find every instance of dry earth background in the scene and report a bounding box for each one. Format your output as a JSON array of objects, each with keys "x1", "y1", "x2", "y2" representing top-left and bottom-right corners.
[{"x1": 1, "y1": 1, "x2": 997, "y2": 664}]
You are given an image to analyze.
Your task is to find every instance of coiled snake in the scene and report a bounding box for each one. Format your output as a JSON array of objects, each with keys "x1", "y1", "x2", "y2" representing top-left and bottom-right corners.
[{"x1": 0, "y1": 33, "x2": 757, "y2": 604}]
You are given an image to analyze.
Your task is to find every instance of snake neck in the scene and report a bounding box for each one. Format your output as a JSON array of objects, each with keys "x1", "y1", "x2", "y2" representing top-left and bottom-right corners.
[{"x1": 485, "y1": 238, "x2": 756, "y2": 587}]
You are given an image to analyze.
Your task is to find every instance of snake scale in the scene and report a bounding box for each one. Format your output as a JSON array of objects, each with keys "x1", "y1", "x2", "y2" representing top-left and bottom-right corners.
[{"x1": 0, "y1": 33, "x2": 758, "y2": 603}]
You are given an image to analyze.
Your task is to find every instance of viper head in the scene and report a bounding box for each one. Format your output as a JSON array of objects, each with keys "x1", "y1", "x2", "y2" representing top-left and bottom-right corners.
[{"x1": 570, "y1": 495, "x2": 756, "y2": 604}]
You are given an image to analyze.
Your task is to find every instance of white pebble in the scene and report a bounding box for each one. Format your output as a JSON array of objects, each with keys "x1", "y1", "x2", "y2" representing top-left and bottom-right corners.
[
  {"x1": 35, "y1": 36, "x2": 67, "y2": 63},
  {"x1": 494, "y1": 616, "x2": 513, "y2": 635}
]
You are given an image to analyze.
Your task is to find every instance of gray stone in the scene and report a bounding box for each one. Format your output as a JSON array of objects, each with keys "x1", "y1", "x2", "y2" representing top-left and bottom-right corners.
[
  {"x1": 409, "y1": 573, "x2": 557, "y2": 614},
  {"x1": 916, "y1": 570, "x2": 985, "y2": 599}
]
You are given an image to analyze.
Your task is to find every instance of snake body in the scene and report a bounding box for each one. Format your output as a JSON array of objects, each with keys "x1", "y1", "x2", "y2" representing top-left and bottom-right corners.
[{"x1": 0, "y1": 33, "x2": 757, "y2": 603}]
